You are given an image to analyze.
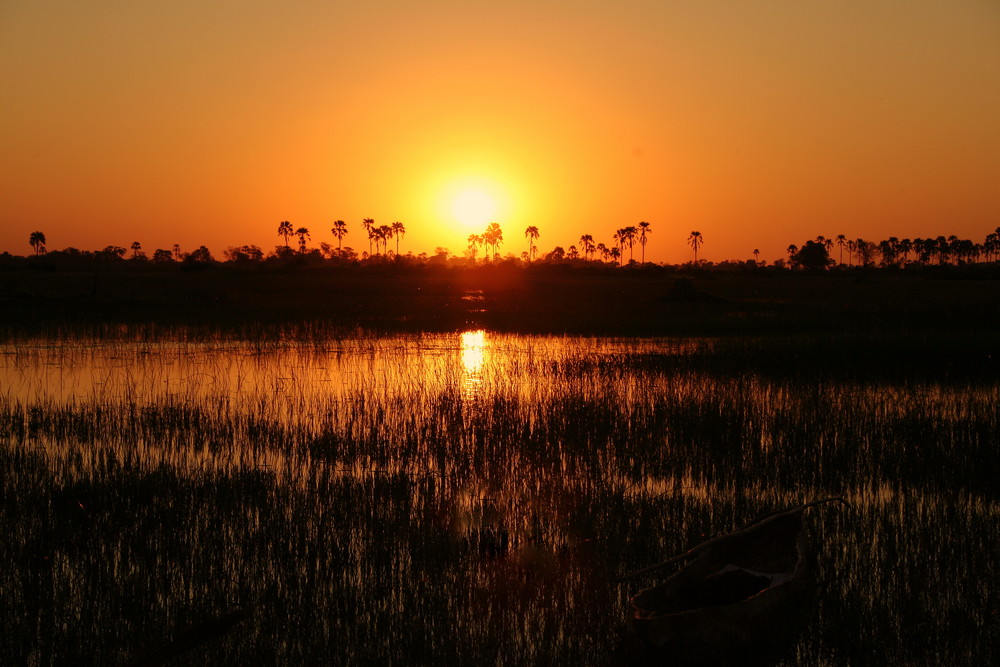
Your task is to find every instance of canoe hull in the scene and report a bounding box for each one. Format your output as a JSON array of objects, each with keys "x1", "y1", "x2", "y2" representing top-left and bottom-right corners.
[{"x1": 630, "y1": 511, "x2": 815, "y2": 666}]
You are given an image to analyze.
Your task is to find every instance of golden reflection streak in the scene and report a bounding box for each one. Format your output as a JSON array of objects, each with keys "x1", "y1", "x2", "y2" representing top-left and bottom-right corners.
[{"x1": 460, "y1": 329, "x2": 487, "y2": 398}]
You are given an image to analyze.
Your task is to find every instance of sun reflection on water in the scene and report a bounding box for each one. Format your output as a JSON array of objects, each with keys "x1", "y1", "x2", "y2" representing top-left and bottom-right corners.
[{"x1": 460, "y1": 329, "x2": 487, "y2": 397}]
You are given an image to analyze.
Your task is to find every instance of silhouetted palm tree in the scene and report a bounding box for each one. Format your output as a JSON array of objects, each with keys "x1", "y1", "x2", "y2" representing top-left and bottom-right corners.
[
  {"x1": 277, "y1": 221, "x2": 293, "y2": 248},
  {"x1": 331, "y1": 220, "x2": 348, "y2": 253},
  {"x1": 130, "y1": 241, "x2": 142, "y2": 258},
  {"x1": 483, "y1": 222, "x2": 503, "y2": 260},
  {"x1": 524, "y1": 226, "x2": 539, "y2": 261},
  {"x1": 688, "y1": 231, "x2": 704, "y2": 263},
  {"x1": 878, "y1": 239, "x2": 897, "y2": 267},
  {"x1": 579, "y1": 234, "x2": 595, "y2": 260},
  {"x1": 173, "y1": 243, "x2": 182, "y2": 260},
  {"x1": 753, "y1": 248, "x2": 760, "y2": 265},
  {"x1": 467, "y1": 234, "x2": 482, "y2": 263},
  {"x1": 622, "y1": 226, "x2": 638, "y2": 263},
  {"x1": 786, "y1": 244, "x2": 798, "y2": 264},
  {"x1": 295, "y1": 227, "x2": 311, "y2": 253},
  {"x1": 613, "y1": 227, "x2": 636, "y2": 266},
  {"x1": 855, "y1": 239, "x2": 875, "y2": 266},
  {"x1": 362, "y1": 218, "x2": 375, "y2": 257},
  {"x1": 638, "y1": 221, "x2": 652, "y2": 265},
  {"x1": 29, "y1": 231, "x2": 46, "y2": 255},
  {"x1": 898, "y1": 238, "x2": 912, "y2": 263},
  {"x1": 816, "y1": 236, "x2": 833, "y2": 256},
  {"x1": 376, "y1": 224, "x2": 392, "y2": 255},
  {"x1": 985, "y1": 228, "x2": 999, "y2": 263},
  {"x1": 835, "y1": 234, "x2": 846, "y2": 265},
  {"x1": 613, "y1": 228, "x2": 626, "y2": 265},
  {"x1": 932, "y1": 236, "x2": 948, "y2": 264},
  {"x1": 391, "y1": 221, "x2": 405, "y2": 256},
  {"x1": 596, "y1": 243, "x2": 608, "y2": 262}
]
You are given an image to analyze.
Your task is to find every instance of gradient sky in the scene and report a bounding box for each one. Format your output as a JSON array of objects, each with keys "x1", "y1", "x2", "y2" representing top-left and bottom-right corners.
[{"x1": 2, "y1": 0, "x2": 999, "y2": 263}]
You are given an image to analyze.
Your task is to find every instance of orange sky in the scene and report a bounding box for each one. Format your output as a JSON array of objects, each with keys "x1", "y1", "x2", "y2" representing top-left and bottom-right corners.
[{"x1": 2, "y1": 1, "x2": 999, "y2": 264}]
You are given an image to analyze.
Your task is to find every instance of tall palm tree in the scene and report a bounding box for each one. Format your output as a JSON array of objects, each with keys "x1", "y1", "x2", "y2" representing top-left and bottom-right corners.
[
  {"x1": 295, "y1": 227, "x2": 311, "y2": 253},
  {"x1": 596, "y1": 243, "x2": 608, "y2": 262},
  {"x1": 29, "y1": 231, "x2": 46, "y2": 255},
  {"x1": 637, "y1": 221, "x2": 652, "y2": 265},
  {"x1": 623, "y1": 226, "x2": 638, "y2": 262},
  {"x1": 898, "y1": 238, "x2": 912, "y2": 264},
  {"x1": 855, "y1": 239, "x2": 875, "y2": 266},
  {"x1": 753, "y1": 248, "x2": 760, "y2": 265},
  {"x1": 277, "y1": 221, "x2": 294, "y2": 248},
  {"x1": 688, "y1": 231, "x2": 704, "y2": 264},
  {"x1": 331, "y1": 220, "x2": 348, "y2": 253},
  {"x1": 484, "y1": 222, "x2": 503, "y2": 260},
  {"x1": 130, "y1": 241, "x2": 142, "y2": 258},
  {"x1": 786, "y1": 244, "x2": 798, "y2": 264},
  {"x1": 524, "y1": 226, "x2": 539, "y2": 261},
  {"x1": 613, "y1": 228, "x2": 626, "y2": 266},
  {"x1": 878, "y1": 239, "x2": 897, "y2": 267},
  {"x1": 984, "y1": 229, "x2": 999, "y2": 263},
  {"x1": 362, "y1": 218, "x2": 375, "y2": 257},
  {"x1": 375, "y1": 225, "x2": 392, "y2": 255},
  {"x1": 467, "y1": 234, "x2": 482, "y2": 264},
  {"x1": 391, "y1": 221, "x2": 406, "y2": 256},
  {"x1": 936, "y1": 236, "x2": 950, "y2": 264},
  {"x1": 836, "y1": 234, "x2": 846, "y2": 265},
  {"x1": 579, "y1": 234, "x2": 595, "y2": 260}
]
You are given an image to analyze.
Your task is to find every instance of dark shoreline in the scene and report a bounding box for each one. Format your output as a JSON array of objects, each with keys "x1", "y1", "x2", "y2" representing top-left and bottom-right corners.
[{"x1": 3, "y1": 264, "x2": 999, "y2": 338}]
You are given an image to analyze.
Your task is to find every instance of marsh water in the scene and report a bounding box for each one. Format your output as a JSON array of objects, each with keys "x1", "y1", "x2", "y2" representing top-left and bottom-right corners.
[{"x1": 1, "y1": 327, "x2": 996, "y2": 665}]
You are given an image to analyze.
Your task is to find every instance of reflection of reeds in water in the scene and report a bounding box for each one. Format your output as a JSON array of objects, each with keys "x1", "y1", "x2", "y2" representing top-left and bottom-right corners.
[{"x1": 0, "y1": 327, "x2": 997, "y2": 664}]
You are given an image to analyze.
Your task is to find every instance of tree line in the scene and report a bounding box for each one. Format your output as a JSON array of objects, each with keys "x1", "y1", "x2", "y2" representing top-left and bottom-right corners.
[
  {"x1": 13, "y1": 224, "x2": 1000, "y2": 270},
  {"x1": 786, "y1": 232, "x2": 1000, "y2": 270}
]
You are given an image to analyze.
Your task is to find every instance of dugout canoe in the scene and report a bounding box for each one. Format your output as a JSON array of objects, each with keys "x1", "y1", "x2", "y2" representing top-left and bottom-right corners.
[{"x1": 627, "y1": 497, "x2": 846, "y2": 666}]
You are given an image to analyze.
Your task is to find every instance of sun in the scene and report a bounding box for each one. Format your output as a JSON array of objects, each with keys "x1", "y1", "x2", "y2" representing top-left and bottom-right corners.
[
  {"x1": 452, "y1": 189, "x2": 497, "y2": 228},
  {"x1": 431, "y1": 175, "x2": 512, "y2": 233}
]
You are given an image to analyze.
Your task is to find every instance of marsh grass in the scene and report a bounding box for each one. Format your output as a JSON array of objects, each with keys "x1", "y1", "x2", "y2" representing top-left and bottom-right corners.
[{"x1": 1, "y1": 327, "x2": 996, "y2": 664}]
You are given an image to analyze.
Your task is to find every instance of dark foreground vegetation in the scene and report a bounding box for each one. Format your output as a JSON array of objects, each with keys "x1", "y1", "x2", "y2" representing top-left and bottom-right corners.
[{"x1": 3, "y1": 261, "x2": 999, "y2": 339}]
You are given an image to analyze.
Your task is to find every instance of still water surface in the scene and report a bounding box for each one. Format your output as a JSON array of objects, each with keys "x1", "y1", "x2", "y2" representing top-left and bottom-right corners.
[{"x1": 1, "y1": 329, "x2": 996, "y2": 665}]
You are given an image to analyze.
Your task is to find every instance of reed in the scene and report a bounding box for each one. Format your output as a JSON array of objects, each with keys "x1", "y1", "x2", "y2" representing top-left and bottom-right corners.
[{"x1": 1, "y1": 328, "x2": 996, "y2": 664}]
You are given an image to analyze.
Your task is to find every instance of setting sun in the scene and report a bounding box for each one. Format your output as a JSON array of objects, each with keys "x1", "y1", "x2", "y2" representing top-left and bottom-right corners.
[
  {"x1": 452, "y1": 190, "x2": 497, "y2": 229},
  {"x1": 431, "y1": 175, "x2": 515, "y2": 238}
]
